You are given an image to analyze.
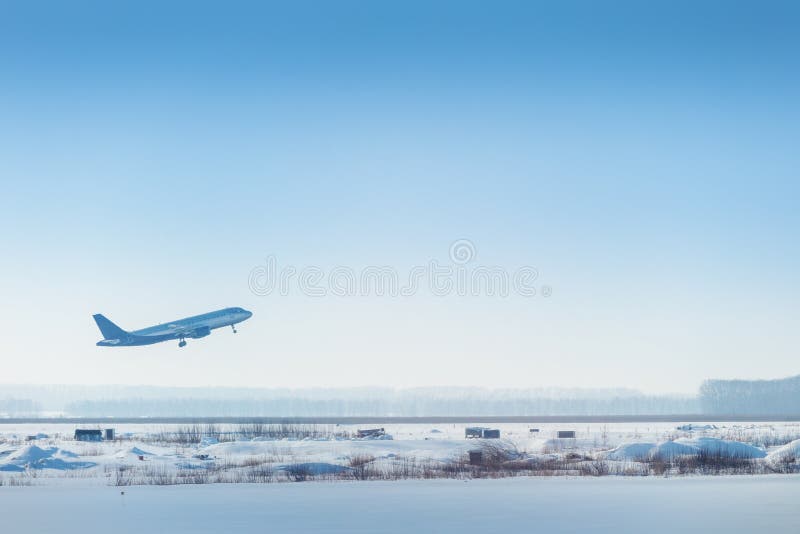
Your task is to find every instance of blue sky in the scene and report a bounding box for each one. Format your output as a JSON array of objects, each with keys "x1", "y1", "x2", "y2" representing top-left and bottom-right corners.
[{"x1": 0, "y1": 1, "x2": 798, "y2": 392}]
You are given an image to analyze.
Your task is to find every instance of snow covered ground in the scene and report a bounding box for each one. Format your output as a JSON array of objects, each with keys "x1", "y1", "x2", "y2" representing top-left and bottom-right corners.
[
  {"x1": 1, "y1": 421, "x2": 799, "y2": 485},
  {"x1": 2, "y1": 422, "x2": 800, "y2": 532},
  {"x1": 1, "y1": 477, "x2": 799, "y2": 533}
]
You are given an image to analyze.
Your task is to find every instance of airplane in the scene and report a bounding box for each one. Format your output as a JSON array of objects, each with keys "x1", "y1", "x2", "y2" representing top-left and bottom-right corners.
[{"x1": 93, "y1": 307, "x2": 253, "y2": 348}]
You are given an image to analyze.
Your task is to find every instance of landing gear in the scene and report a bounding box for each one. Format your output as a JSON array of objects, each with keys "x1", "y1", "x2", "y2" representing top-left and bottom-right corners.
[
  {"x1": 178, "y1": 338, "x2": 187, "y2": 348},
  {"x1": 231, "y1": 324, "x2": 237, "y2": 334}
]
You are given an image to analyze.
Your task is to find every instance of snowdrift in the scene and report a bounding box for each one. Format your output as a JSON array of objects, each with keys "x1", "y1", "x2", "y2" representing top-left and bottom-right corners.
[
  {"x1": 0, "y1": 445, "x2": 96, "y2": 470},
  {"x1": 603, "y1": 442, "x2": 656, "y2": 461},
  {"x1": 601, "y1": 438, "x2": 766, "y2": 461},
  {"x1": 676, "y1": 437, "x2": 765, "y2": 459},
  {"x1": 766, "y1": 438, "x2": 800, "y2": 468}
]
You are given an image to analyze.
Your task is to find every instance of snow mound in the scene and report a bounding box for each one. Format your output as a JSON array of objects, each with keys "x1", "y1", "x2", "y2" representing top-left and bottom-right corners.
[
  {"x1": 1, "y1": 445, "x2": 96, "y2": 470},
  {"x1": 0, "y1": 464, "x2": 25, "y2": 472},
  {"x1": 766, "y1": 439, "x2": 800, "y2": 467},
  {"x1": 8, "y1": 445, "x2": 57, "y2": 464},
  {"x1": 675, "y1": 437, "x2": 766, "y2": 459},
  {"x1": 652, "y1": 441, "x2": 699, "y2": 459},
  {"x1": 602, "y1": 438, "x2": 766, "y2": 461},
  {"x1": 603, "y1": 442, "x2": 656, "y2": 461},
  {"x1": 130, "y1": 446, "x2": 154, "y2": 456}
]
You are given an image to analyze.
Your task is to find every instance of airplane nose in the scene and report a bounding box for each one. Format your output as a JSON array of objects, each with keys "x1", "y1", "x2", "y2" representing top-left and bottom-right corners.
[{"x1": 244, "y1": 310, "x2": 253, "y2": 319}]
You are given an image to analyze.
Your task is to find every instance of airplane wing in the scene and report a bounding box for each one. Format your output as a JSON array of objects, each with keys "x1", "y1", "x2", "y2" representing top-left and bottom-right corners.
[
  {"x1": 166, "y1": 323, "x2": 194, "y2": 335},
  {"x1": 166, "y1": 323, "x2": 211, "y2": 339}
]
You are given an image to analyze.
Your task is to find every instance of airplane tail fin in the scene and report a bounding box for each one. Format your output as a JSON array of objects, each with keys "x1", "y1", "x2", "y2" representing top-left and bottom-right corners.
[{"x1": 93, "y1": 314, "x2": 128, "y2": 339}]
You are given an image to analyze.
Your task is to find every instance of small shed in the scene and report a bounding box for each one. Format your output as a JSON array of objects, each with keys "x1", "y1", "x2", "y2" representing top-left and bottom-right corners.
[
  {"x1": 465, "y1": 427, "x2": 500, "y2": 439},
  {"x1": 105, "y1": 428, "x2": 115, "y2": 441},
  {"x1": 465, "y1": 427, "x2": 484, "y2": 438},
  {"x1": 556, "y1": 430, "x2": 576, "y2": 439},
  {"x1": 468, "y1": 450, "x2": 483, "y2": 466},
  {"x1": 75, "y1": 429, "x2": 103, "y2": 442}
]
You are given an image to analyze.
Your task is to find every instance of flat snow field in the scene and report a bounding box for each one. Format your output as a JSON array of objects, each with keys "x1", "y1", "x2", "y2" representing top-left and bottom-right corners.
[{"x1": 2, "y1": 476, "x2": 799, "y2": 533}]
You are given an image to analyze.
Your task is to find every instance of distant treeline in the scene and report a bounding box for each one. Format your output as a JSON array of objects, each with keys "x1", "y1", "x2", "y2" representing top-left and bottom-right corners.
[
  {"x1": 3, "y1": 376, "x2": 800, "y2": 417},
  {"x1": 64, "y1": 394, "x2": 700, "y2": 417},
  {"x1": 0, "y1": 398, "x2": 40, "y2": 417},
  {"x1": 699, "y1": 375, "x2": 800, "y2": 415}
]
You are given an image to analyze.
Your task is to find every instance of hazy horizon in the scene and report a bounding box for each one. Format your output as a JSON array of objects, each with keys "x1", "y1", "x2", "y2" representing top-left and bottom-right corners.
[
  {"x1": 0, "y1": 375, "x2": 795, "y2": 399},
  {"x1": 4, "y1": 375, "x2": 800, "y2": 417}
]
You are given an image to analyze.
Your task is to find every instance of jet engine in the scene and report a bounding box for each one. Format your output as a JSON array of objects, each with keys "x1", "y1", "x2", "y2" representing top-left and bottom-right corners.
[{"x1": 190, "y1": 326, "x2": 211, "y2": 338}]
